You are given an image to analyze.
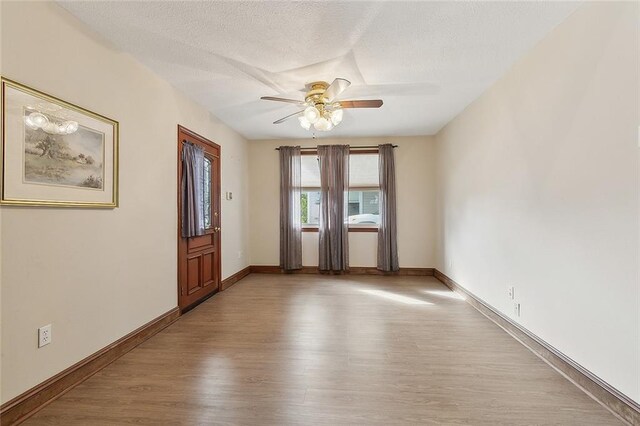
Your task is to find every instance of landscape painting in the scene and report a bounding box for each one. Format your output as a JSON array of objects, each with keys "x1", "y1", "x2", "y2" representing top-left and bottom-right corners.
[
  {"x1": 24, "y1": 111, "x2": 105, "y2": 190},
  {"x1": 1, "y1": 78, "x2": 118, "y2": 207}
]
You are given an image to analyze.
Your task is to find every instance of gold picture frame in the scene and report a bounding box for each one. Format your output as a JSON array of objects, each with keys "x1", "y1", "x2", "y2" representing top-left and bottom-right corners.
[{"x1": 1, "y1": 77, "x2": 119, "y2": 207}]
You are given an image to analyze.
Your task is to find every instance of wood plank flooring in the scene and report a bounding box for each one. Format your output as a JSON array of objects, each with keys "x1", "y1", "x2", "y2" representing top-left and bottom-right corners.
[{"x1": 25, "y1": 274, "x2": 622, "y2": 425}]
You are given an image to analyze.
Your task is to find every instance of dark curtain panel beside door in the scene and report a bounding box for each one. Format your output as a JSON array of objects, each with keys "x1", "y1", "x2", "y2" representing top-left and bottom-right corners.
[
  {"x1": 377, "y1": 144, "x2": 399, "y2": 271},
  {"x1": 182, "y1": 142, "x2": 205, "y2": 238},
  {"x1": 279, "y1": 146, "x2": 303, "y2": 270},
  {"x1": 318, "y1": 145, "x2": 350, "y2": 272}
]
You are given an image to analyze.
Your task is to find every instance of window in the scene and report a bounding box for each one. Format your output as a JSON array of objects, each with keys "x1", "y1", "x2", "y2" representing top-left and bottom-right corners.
[
  {"x1": 300, "y1": 151, "x2": 380, "y2": 229},
  {"x1": 203, "y1": 156, "x2": 212, "y2": 229},
  {"x1": 347, "y1": 153, "x2": 380, "y2": 227},
  {"x1": 301, "y1": 154, "x2": 321, "y2": 226}
]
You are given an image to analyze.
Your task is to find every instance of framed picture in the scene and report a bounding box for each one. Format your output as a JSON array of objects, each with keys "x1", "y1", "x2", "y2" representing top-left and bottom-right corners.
[{"x1": 1, "y1": 77, "x2": 118, "y2": 207}]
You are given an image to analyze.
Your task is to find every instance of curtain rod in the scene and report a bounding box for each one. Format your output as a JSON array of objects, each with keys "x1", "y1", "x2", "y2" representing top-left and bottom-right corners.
[{"x1": 275, "y1": 145, "x2": 398, "y2": 151}]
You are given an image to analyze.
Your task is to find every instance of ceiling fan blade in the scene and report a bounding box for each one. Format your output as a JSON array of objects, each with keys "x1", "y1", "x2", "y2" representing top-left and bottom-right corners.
[
  {"x1": 261, "y1": 96, "x2": 305, "y2": 105},
  {"x1": 324, "y1": 78, "x2": 351, "y2": 102},
  {"x1": 338, "y1": 99, "x2": 383, "y2": 109},
  {"x1": 273, "y1": 110, "x2": 304, "y2": 124}
]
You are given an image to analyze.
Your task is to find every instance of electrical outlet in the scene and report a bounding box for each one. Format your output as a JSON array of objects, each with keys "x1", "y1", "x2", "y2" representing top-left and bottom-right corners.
[
  {"x1": 513, "y1": 303, "x2": 521, "y2": 317},
  {"x1": 38, "y1": 324, "x2": 52, "y2": 348},
  {"x1": 237, "y1": 250, "x2": 242, "y2": 259},
  {"x1": 226, "y1": 191, "x2": 233, "y2": 200},
  {"x1": 508, "y1": 286, "x2": 515, "y2": 300}
]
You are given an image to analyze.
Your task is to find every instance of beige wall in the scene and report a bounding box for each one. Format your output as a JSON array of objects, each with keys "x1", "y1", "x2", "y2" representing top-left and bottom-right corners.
[
  {"x1": 3, "y1": 0, "x2": 637, "y2": 411},
  {"x1": 435, "y1": 2, "x2": 639, "y2": 402},
  {"x1": 0, "y1": 2, "x2": 249, "y2": 403},
  {"x1": 249, "y1": 136, "x2": 437, "y2": 268}
]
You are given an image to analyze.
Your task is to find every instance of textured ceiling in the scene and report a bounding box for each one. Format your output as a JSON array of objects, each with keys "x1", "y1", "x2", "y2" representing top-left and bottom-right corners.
[{"x1": 59, "y1": 1, "x2": 580, "y2": 140}]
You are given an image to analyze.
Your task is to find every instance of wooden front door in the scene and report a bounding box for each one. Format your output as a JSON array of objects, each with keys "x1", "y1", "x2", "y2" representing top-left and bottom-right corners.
[{"x1": 177, "y1": 125, "x2": 221, "y2": 311}]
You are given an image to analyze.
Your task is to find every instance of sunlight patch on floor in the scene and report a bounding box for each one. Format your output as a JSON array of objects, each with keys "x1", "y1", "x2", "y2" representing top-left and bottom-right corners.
[
  {"x1": 359, "y1": 289, "x2": 433, "y2": 305},
  {"x1": 424, "y1": 290, "x2": 465, "y2": 301}
]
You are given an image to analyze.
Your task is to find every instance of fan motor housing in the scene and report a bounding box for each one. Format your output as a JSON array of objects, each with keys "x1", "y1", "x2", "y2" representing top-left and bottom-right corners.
[{"x1": 305, "y1": 81, "x2": 329, "y2": 106}]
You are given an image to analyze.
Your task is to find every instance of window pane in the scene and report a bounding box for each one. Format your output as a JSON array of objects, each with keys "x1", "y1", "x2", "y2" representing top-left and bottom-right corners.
[
  {"x1": 203, "y1": 157, "x2": 212, "y2": 229},
  {"x1": 301, "y1": 190, "x2": 321, "y2": 225},
  {"x1": 301, "y1": 153, "x2": 379, "y2": 187},
  {"x1": 362, "y1": 190, "x2": 379, "y2": 215},
  {"x1": 301, "y1": 155, "x2": 320, "y2": 187},
  {"x1": 349, "y1": 154, "x2": 378, "y2": 187},
  {"x1": 347, "y1": 190, "x2": 380, "y2": 225}
]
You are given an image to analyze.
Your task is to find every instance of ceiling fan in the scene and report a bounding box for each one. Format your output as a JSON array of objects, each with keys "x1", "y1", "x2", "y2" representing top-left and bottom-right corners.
[{"x1": 260, "y1": 78, "x2": 383, "y2": 132}]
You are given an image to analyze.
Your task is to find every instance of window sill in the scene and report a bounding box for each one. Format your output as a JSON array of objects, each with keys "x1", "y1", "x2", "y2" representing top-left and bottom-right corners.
[{"x1": 302, "y1": 227, "x2": 378, "y2": 233}]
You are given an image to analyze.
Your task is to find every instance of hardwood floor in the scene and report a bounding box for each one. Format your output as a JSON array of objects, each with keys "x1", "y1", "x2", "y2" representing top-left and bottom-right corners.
[{"x1": 25, "y1": 274, "x2": 621, "y2": 425}]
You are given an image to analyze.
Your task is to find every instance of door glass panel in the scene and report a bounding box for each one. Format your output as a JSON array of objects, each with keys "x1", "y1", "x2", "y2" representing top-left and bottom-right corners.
[{"x1": 203, "y1": 157, "x2": 212, "y2": 229}]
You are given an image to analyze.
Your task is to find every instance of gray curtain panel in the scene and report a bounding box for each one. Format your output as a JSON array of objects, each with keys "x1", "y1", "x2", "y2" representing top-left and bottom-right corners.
[
  {"x1": 377, "y1": 144, "x2": 400, "y2": 271},
  {"x1": 279, "y1": 146, "x2": 303, "y2": 270},
  {"x1": 318, "y1": 145, "x2": 350, "y2": 271},
  {"x1": 182, "y1": 142, "x2": 205, "y2": 238}
]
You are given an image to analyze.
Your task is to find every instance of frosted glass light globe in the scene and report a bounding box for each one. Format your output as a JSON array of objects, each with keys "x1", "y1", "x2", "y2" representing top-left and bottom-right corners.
[
  {"x1": 325, "y1": 120, "x2": 334, "y2": 131},
  {"x1": 298, "y1": 116, "x2": 311, "y2": 130},
  {"x1": 304, "y1": 106, "x2": 320, "y2": 124},
  {"x1": 330, "y1": 109, "x2": 343, "y2": 125},
  {"x1": 314, "y1": 117, "x2": 330, "y2": 131}
]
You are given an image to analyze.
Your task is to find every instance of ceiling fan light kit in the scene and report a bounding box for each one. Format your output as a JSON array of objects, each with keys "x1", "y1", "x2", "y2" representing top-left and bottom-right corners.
[
  {"x1": 260, "y1": 78, "x2": 383, "y2": 133},
  {"x1": 303, "y1": 104, "x2": 339, "y2": 132}
]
